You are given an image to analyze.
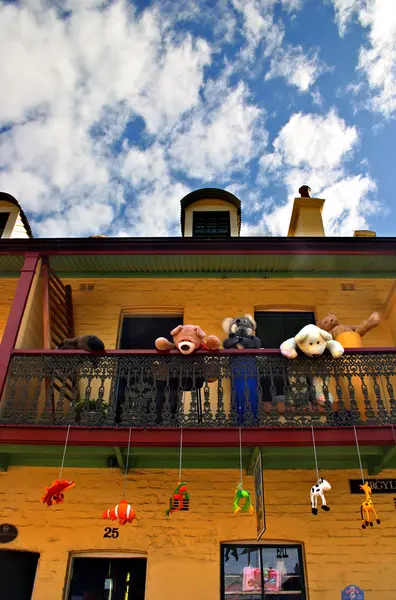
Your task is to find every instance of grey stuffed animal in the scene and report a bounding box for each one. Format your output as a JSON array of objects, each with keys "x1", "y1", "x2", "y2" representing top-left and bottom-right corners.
[{"x1": 222, "y1": 314, "x2": 261, "y2": 349}]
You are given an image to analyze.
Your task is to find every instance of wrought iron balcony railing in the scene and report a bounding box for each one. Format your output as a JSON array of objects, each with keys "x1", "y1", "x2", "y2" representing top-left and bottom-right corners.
[{"x1": 1, "y1": 349, "x2": 396, "y2": 428}]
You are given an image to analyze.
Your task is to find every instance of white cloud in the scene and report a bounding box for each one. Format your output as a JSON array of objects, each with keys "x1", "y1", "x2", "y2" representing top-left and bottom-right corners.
[
  {"x1": 0, "y1": 0, "x2": 212, "y2": 236},
  {"x1": 331, "y1": 0, "x2": 396, "y2": 116},
  {"x1": 265, "y1": 46, "x2": 328, "y2": 92},
  {"x1": 169, "y1": 83, "x2": 267, "y2": 180},
  {"x1": 251, "y1": 109, "x2": 377, "y2": 236}
]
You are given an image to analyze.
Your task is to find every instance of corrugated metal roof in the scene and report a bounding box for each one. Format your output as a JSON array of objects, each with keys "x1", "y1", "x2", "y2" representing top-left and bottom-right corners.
[
  {"x1": 49, "y1": 253, "x2": 396, "y2": 275},
  {"x1": 0, "y1": 255, "x2": 25, "y2": 274}
]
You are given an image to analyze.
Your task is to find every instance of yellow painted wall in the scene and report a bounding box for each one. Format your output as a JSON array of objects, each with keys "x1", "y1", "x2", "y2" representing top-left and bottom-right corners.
[
  {"x1": 0, "y1": 279, "x2": 18, "y2": 342},
  {"x1": 1, "y1": 466, "x2": 396, "y2": 599},
  {"x1": 15, "y1": 259, "x2": 44, "y2": 349},
  {"x1": 384, "y1": 282, "x2": 396, "y2": 345},
  {"x1": 64, "y1": 277, "x2": 394, "y2": 349}
]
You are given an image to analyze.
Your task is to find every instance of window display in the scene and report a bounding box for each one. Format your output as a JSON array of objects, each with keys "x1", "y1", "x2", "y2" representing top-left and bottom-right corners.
[{"x1": 222, "y1": 544, "x2": 306, "y2": 599}]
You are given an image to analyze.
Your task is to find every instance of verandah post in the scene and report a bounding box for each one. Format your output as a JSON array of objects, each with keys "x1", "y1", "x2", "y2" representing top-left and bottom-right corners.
[{"x1": 0, "y1": 253, "x2": 40, "y2": 398}]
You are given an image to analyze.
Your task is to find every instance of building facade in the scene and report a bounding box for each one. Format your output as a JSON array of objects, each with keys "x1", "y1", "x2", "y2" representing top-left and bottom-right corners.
[{"x1": 0, "y1": 188, "x2": 396, "y2": 600}]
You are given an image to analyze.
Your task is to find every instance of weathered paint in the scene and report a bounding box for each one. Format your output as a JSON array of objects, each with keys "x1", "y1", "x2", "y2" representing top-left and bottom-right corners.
[{"x1": 1, "y1": 466, "x2": 396, "y2": 600}]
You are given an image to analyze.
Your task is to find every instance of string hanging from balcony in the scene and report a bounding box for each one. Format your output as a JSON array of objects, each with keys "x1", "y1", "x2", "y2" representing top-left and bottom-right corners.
[
  {"x1": 309, "y1": 426, "x2": 331, "y2": 516},
  {"x1": 41, "y1": 424, "x2": 75, "y2": 507},
  {"x1": 102, "y1": 427, "x2": 136, "y2": 526},
  {"x1": 165, "y1": 392, "x2": 190, "y2": 516},
  {"x1": 233, "y1": 426, "x2": 254, "y2": 515},
  {"x1": 354, "y1": 425, "x2": 381, "y2": 529}
]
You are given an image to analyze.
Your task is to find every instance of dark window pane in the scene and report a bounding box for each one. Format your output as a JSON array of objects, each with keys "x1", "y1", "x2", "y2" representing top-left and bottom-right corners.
[
  {"x1": 255, "y1": 312, "x2": 315, "y2": 348},
  {"x1": 0, "y1": 550, "x2": 39, "y2": 600},
  {"x1": 67, "y1": 557, "x2": 147, "y2": 600},
  {"x1": 192, "y1": 211, "x2": 230, "y2": 237},
  {"x1": 0, "y1": 213, "x2": 10, "y2": 237}
]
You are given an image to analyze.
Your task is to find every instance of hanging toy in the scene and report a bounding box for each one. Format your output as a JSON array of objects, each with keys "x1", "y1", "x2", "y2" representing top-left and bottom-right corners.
[
  {"x1": 233, "y1": 427, "x2": 254, "y2": 515},
  {"x1": 165, "y1": 482, "x2": 190, "y2": 516},
  {"x1": 309, "y1": 426, "x2": 331, "y2": 515},
  {"x1": 102, "y1": 427, "x2": 136, "y2": 526},
  {"x1": 102, "y1": 500, "x2": 136, "y2": 526},
  {"x1": 310, "y1": 478, "x2": 331, "y2": 515},
  {"x1": 360, "y1": 481, "x2": 380, "y2": 529},
  {"x1": 42, "y1": 425, "x2": 75, "y2": 507},
  {"x1": 42, "y1": 479, "x2": 75, "y2": 506},
  {"x1": 233, "y1": 483, "x2": 254, "y2": 514},
  {"x1": 353, "y1": 426, "x2": 380, "y2": 529}
]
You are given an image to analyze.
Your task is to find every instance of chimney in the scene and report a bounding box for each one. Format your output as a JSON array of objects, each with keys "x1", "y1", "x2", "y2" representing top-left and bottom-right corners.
[
  {"x1": 287, "y1": 185, "x2": 325, "y2": 237},
  {"x1": 353, "y1": 230, "x2": 376, "y2": 238}
]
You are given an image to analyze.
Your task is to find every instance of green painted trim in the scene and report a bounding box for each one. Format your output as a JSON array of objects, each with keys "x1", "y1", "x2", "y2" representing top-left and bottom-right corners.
[
  {"x1": 0, "y1": 272, "x2": 21, "y2": 278},
  {"x1": 113, "y1": 446, "x2": 125, "y2": 473},
  {"x1": 59, "y1": 271, "x2": 396, "y2": 279},
  {"x1": 246, "y1": 447, "x2": 260, "y2": 475},
  {"x1": 2, "y1": 443, "x2": 396, "y2": 473}
]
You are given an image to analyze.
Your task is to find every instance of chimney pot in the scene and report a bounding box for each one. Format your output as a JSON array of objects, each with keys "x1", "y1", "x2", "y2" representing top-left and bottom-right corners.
[
  {"x1": 298, "y1": 185, "x2": 311, "y2": 198},
  {"x1": 353, "y1": 230, "x2": 376, "y2": 238}
]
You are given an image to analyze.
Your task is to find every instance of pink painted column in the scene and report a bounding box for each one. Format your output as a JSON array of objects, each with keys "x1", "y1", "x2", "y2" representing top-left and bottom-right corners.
[{"x1": 0, "y1": 253, "x2": 40, "y2": 397}]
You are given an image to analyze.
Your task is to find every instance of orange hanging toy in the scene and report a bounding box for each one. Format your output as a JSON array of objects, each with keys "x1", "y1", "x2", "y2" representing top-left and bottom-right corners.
[
  {"x1": 42, "y1": 425, "x2": 75, "y2": 507},
  {"x1": 360, "y1": 481, "x2": 380, "y2": 529}
]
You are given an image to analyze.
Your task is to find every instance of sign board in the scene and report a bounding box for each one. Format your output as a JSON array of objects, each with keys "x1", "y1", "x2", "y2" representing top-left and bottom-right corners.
[
  {"x1": 253, "y1": 450, "x2": 266, "y2": 541},
  {"x1": 349, "y1": 479, "x2": 396, "y2": 494},
  {"x1": 341, "y1": 585, "x2": 364, "y2": 599},
  {"x1": 0, "y1": 524, "x2": 18, "y2": 544}
]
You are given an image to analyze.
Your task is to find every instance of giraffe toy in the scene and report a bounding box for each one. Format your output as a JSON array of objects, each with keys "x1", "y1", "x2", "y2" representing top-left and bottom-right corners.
[
  {"x1": 360, "y1": 481, "x2": 380, "y2": 529},
  {"x1": 310, "y1": 478, "x2": 331, "y2": 515}
]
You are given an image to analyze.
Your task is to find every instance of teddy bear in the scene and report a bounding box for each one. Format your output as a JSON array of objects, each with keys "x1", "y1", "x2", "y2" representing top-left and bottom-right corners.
[
  {"x1": 280, "y1": 324, "x2": 344, "y2": 407},
  {"x1": 316, "y1": 312, "x2": 380, "y2": 340},
  {"x1": 155, "y1": 324, "x2": 221, "y2": 355},
  {"x1": 222, "y1": 314, "x2": 261, "y2": 349}
]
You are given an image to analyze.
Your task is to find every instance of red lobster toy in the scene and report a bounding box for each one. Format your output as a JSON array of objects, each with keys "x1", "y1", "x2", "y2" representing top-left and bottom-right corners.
[{"x1": 42, "y1": 479, "x2": 75, "y2": 506}]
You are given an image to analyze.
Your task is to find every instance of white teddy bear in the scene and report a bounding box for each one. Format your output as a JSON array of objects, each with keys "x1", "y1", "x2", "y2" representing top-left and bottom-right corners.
[{"x1": 280, "y1": 324, "x2": 344, "y2": 406}]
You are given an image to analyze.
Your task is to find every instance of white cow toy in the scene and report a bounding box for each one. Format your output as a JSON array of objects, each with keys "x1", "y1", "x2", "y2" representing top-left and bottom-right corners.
[
  {"x1": 280, "y1": 324, "x2": 344, "y2": 406},
  {"x1": 310, "y1": 478, "x2": 331, "y2": 515}
]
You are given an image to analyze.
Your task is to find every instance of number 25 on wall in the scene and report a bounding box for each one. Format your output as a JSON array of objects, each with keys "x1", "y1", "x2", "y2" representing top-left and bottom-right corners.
[{"x1": 103, "y1": 527, "x2": 119, "y2": 539}]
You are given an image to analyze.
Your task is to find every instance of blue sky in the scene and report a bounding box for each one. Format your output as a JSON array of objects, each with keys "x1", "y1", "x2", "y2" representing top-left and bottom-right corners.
[{"x1": 0, "y1": 0, "x2": 395, "y2": 237}]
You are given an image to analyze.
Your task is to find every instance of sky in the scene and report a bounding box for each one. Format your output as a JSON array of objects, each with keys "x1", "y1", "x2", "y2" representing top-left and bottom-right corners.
[{"x1": 0, "y1": 0, "x2": 395, "y2": 238}]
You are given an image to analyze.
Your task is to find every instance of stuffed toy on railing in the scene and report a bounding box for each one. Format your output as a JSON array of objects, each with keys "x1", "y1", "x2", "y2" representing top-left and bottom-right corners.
[
  {"x1": 317, "y1": 312, "x2": 380, "y2": 343},
  {"x1": 155, "y1": 324, "x2": 221, "y2": 355},
  {"x1": 58, "y1": 335, "x2": 105, "y2": 351},
  {"x1": 280, "y1": 324, "x2": 344, "y2": 407},
  {"x1": 222, "y1": 315, "x2": 261, "y2": 349}
]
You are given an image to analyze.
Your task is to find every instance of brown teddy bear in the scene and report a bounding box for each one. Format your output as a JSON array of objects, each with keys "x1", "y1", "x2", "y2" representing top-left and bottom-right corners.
[
  {"x1": 155, "y1": 324, "x2": 221, "y2": 355},
  {"x1": 317, "y1": 312, "x2": 380, "y2": 340},
  {"x1": 58, "y1": 335, "x2": 105, "y2": 351}
]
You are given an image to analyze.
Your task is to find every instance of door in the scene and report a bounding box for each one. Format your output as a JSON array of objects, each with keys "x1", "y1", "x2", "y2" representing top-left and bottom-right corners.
[
  {"x1": 116, "y1": 315, "x2": 184, "y2": 422},
  {"x1": 255, "y1": 312, "x2": 315, "y2": 402},
  {"x1": 0, "y1": 550, "x2": 39, "y2": 600},
  {"x1": 67, "y1": 556, "x2": 147, "y2": 600}
]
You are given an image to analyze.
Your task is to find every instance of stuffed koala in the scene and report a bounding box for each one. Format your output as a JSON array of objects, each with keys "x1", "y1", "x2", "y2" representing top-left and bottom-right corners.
[
  {"x1": 222, "y1": 314, "x2": 261, "y2": 349},
  {"x1": 155, "y1": 324, "x2": 221, "y2": 355},
  {"x1": 317, "y1": 312, "x2": 380, "y2": 340},
  {"x1": 280, "y1": 324, "x2": 344, "y2": 407},
  {"x1": 58, "y1": 335, "x2": 105, "y2": 351}
]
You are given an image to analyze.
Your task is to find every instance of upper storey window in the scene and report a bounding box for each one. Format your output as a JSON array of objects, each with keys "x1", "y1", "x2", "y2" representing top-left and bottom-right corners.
[
  {"x1": 0, "y1": 213, "x2": 10, "y2": 238},
  {"x1": 192, "y1": 211, "x2": 231, "y2": 237}
]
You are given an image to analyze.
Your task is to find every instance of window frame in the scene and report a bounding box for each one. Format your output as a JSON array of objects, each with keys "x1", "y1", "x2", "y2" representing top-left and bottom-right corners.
[
  {"x1": 221, "y1": 542, "x2": 307, "y2": 600},
  {"x1": 192, "y1": 210, "x2": 231, "y2": 237},
  {"x1": 0, "y1": 212, "x2": 10, "y2": 238}
]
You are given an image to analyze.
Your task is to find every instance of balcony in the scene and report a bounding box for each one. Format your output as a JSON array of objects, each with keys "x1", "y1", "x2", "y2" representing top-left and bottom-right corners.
[{"x1": 2, "y1": 348, "x2": 395, "y2": 431}]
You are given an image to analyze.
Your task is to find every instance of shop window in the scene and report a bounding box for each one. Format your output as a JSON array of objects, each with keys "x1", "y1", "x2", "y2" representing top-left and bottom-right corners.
[
  {"x1": 66, "y1": 556, "x2": 147, "y2": 600},
  {"x1": 222, "y1": 544, "x2": 306, "y2": 600},
  {"x1": 0, "y1": 213, "x2": 10, "y2": 238},
  {"x1": 192, "y1": 211, "x2": 231, "y2": 237},
  {"x1": 0, "y1": 550, "x2": 39, "y2": 600}
]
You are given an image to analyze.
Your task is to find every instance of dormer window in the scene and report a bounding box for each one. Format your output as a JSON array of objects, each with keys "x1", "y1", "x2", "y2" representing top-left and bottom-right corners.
[
  {"x1": 0, "y1": 213, "x2": 10, "y2": 238},
  {"x1": 192, "y1": 211, "x2": 231, "y2": 238}
]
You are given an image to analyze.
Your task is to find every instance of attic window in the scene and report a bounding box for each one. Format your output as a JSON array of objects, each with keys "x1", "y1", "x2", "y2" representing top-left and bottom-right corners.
[
  {"x1": 0, "y1": 213, "x2": 10, "y2": 238},
  {"x1": 192, "y1": 211, "x2": 230, "y2": 237},
  {"x1": 341, "y1": 283, "x2": 356, "y2": 291},
  {"x1": 79, "y1": 283, "x2": 95, "y2": 292}
]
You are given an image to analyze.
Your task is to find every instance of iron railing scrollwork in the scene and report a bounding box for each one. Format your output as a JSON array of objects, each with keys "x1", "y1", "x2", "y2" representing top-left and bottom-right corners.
[{"x1": 1, "y1": 350, "x2": 396, "y2": 428}]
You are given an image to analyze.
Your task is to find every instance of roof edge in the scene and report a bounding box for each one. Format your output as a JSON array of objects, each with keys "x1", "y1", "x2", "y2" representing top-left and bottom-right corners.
[{"x1": 0, "y1": 192, "x2": 34, "y2": 238}]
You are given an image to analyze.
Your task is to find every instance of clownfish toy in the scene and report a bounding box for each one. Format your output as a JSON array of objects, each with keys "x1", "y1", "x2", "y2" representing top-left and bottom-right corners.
[
  {"x1": 42, "y1": 479, "x2": 75, "y2": 506},
  {"x1": 102, "y1": 500, "x2": 136, "y2": 526}
]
